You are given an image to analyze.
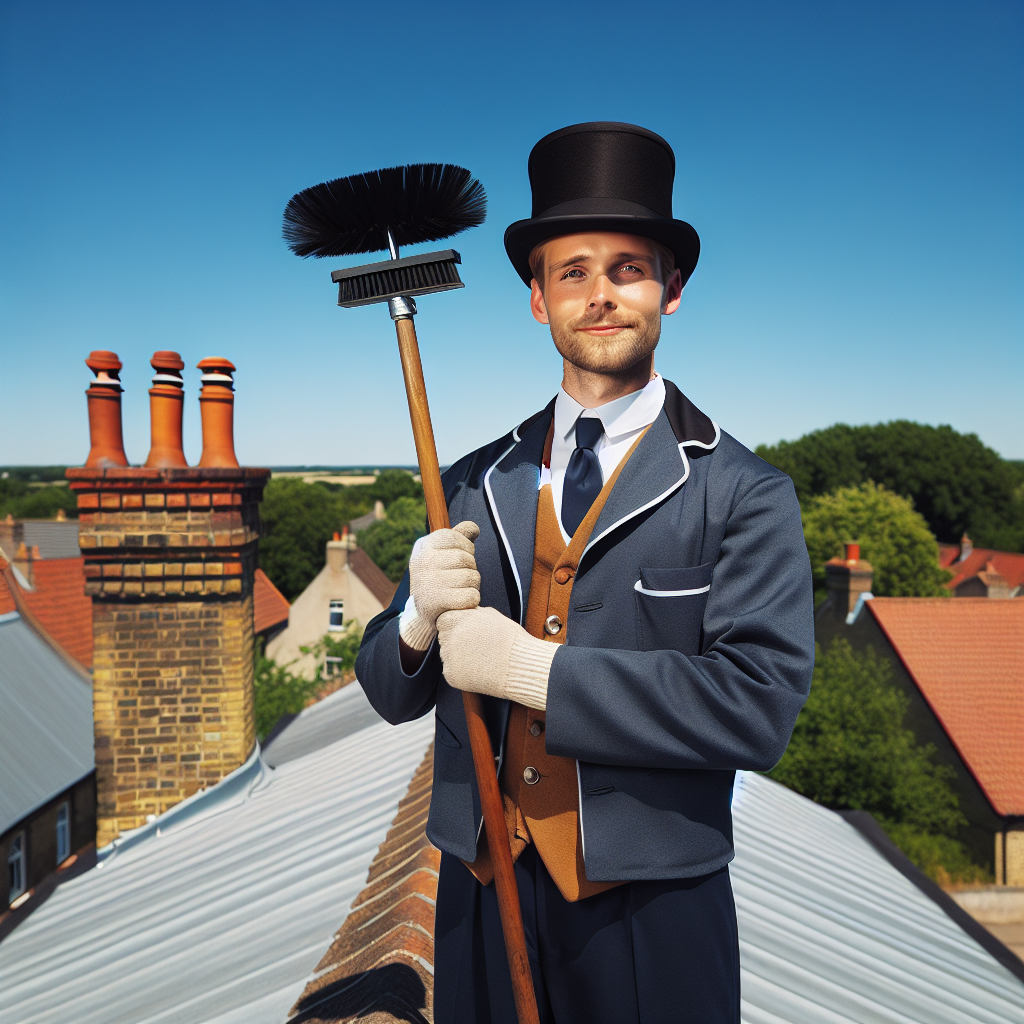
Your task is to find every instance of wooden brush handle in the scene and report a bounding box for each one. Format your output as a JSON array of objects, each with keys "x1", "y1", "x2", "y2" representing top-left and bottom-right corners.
[{"x1": 393, "y1": 317, "x2": 540, "y2": 1024}]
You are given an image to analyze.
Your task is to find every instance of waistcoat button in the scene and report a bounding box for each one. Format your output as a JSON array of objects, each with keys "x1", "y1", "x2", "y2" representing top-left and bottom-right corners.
[
  {"x1": 529, "y1": 721, "x2": 543, "y2": 737},
  {"x1": 523, "y1": 766, "x2": 540, "y2": 785},
  {"x1": 544, "y1": 614, "x2": 562, "y2": 635},
  {"x1": 554, "y1": 567, "x2": 574, "y2": 585}
]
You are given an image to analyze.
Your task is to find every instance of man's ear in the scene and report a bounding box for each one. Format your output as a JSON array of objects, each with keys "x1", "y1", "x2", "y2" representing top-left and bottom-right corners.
[
  {"x1": 530, "y1": 280, "x2": 550, "y2": 325},
  {"x1": 661, "y1": 268, "x2": 683, "y2": 316}
]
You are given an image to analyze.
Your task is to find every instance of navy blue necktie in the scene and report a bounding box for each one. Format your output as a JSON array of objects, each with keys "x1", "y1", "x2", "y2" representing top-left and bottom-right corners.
[{"x1": 561, "y1": 417, "x2": 605, "y2": 537}]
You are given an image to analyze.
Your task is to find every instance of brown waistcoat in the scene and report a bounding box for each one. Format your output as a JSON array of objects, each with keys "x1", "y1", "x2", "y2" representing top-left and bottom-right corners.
[{"x1": 465, "y1": 427, "x2": 646, "y2": 901}]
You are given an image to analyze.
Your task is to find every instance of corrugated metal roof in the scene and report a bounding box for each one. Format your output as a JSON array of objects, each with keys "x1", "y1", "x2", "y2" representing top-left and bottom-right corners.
[
  {"x1": 3, "y1": 680, "x2": 1022, "y2": 1024},
  {"x1": 262, "y1": 682, "x2": 385, "y2": 768},
  {"x1": 0, "y1": 701, "x2": 434, "y2": 1024},
  {"x1": 20, "y1": 521, "x2": 80, "y2": 560},
  {"x1": 0, "y1": 612, "x2": 94, "y2": 835},
  {"x1": 732, "y1": 771, "x2": 1024, "y2": 1023}
]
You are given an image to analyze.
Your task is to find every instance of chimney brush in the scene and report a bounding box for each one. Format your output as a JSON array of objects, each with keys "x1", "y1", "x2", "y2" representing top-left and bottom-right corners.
[{"x1": 284, "y1": 163, "x2": 540, "y2": 1024}]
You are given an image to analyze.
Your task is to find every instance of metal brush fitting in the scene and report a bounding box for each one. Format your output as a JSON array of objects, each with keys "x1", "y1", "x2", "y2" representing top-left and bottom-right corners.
[{"x1": 388, "y1": 295, "x2": 418, "y2": 320}]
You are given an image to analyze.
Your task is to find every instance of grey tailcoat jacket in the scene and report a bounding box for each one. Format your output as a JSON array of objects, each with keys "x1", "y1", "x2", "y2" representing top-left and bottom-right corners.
[{"x1": 356, "y1": 380, "x2": 814, "y2": 882}]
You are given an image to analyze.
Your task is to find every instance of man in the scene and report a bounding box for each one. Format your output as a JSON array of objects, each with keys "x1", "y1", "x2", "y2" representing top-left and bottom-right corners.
[{"x1": 357, "y1": 122, "x2": 814, "y2": 1023}]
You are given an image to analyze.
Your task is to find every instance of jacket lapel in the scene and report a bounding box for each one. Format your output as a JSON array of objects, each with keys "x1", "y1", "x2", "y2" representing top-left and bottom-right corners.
[
  {"x1": 583, "y1": 381, "x2": 719, "y2": 562},
  {"x1": 484, "y1": 401, "x2": 554, "y2": 624}
]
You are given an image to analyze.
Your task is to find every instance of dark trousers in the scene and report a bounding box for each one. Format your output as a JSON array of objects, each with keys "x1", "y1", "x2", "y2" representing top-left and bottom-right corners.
[{"x1": 433, "y1": 845, "x2": 740, "y2": 1024}]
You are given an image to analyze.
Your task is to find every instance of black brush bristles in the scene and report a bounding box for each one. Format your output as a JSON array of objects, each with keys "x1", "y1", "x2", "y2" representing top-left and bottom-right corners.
[
  {"x1": 283, "y1": 164, "x2": 486, "y2": 258},
  {"x1": 330, "y1": 250, "x2": 465, "y2": 307}
]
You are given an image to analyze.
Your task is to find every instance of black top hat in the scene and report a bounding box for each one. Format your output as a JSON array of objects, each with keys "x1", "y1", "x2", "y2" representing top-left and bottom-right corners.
[{"x1": 504, "y1": 122, "x2": 700, "y2": 287}]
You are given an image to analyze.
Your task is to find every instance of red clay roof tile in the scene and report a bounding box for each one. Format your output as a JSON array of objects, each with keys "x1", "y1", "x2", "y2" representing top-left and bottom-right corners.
[
  {"x1": 18, "y1": 558, "x2": 93, "y2": 669},
  {"x1": 253, "y1": 568, "x2": 290, "y2": 635},
  {"x1": 943, "y1": 548, "x2": 1024, "y2": 591},
  {"x1": 867, "y1": 598, "x2": 1024, "y2": 816}
]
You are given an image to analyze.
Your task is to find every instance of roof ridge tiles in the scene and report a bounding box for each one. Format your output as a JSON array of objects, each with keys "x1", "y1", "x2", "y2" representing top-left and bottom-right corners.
[{"x1": 289, "y1": 744, "x2": 439, "y2": 1023}]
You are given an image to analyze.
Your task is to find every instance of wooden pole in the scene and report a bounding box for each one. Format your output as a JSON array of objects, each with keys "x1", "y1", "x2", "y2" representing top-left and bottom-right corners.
[{"x1": 393, "y1": 316, "x2": 540, "y2": 1024}]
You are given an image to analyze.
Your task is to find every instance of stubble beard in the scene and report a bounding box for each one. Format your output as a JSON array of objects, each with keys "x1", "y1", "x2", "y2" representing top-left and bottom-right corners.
[{"x1": 549, "y1": 308, "x2": 661, "y2": 375}]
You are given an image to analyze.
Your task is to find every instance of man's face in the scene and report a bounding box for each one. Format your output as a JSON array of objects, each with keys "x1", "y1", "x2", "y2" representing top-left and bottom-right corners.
[{"x1": 530, "y1": 232, "x2": 683, "y2": 375}]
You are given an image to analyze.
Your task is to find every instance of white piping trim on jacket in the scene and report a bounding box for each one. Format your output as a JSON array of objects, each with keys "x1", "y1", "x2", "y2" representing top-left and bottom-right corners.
[
  {"x1": 680, "y1": 420, "x2": 721, "y2": 450},
  {"x1": 576, "y1": 760, "x2": 586, "y2": 861},
  {"x1": 633, "y1": 580, "x2": 711, "y2": 598},
  {"x1": 581, "y1": 445, "x2": 690, "y2": 562},
  {"x1": 579, "y1": 421, "x2": 721, "y2": 565},
  {"x1": 483, "y1": 439, "x2": 524, "y2": 624}
]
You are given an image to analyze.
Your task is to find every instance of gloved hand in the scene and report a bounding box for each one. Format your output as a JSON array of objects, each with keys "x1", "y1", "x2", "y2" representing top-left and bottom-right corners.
[
  {"x1": 436, "y1": 606, "x2": 558, "y2": 710},
  {"x1": 398, "y1": 521, "x2": 482, "y2": 652}
]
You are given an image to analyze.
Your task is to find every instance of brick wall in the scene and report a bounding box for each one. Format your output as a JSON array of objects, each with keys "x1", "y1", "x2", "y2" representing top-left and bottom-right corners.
[{"x1": 67, "y1": 466, "x2": 269, "y2": 847}]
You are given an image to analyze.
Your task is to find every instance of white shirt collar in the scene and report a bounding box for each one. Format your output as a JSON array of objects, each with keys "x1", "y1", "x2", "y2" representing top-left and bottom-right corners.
[{"x1": 554, "y1": 373, "x2": 665, "y2": 444}]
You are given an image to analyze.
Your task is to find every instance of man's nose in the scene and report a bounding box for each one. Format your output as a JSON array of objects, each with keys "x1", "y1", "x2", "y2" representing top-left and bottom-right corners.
[{"x1": 587, "y1": 275, "x2": 617, "y2": 309}]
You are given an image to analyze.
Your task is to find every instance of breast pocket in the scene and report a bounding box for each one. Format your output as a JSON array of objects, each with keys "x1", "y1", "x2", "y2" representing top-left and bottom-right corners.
[{"x1": 634, "y1": 562, "x2": 714, "y2": 654}]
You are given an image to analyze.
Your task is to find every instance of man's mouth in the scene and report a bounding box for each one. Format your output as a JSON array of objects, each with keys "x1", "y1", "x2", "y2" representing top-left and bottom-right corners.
[{"x1": 577, "y1": 322, "x2": 632, "y2": 334}]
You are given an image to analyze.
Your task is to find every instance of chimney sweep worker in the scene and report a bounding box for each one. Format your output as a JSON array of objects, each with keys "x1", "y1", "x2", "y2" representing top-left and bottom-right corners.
[{"x1": 357, "y1": 122, "x2": 815, "y2": 1024}]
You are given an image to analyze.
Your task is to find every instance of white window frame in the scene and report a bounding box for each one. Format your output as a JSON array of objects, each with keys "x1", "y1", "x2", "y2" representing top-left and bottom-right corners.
[
  {"x1": 324, "y1": 655, "x2": 343, "y2": 678},
  {"x1": 56, "y1": 802, "x2": 70, "y2": 865},
  {"x1": 8, "y1": 832, "x2": 25, "y2": 903},
  {"x1": 328, "y1": 599, "x2": 345, "y2": 632}
]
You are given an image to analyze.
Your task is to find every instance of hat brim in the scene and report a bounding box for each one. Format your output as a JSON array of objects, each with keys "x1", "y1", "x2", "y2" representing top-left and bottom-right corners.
[{"x1": 504, "y1": 214, "x2": 700, "y2": 287}]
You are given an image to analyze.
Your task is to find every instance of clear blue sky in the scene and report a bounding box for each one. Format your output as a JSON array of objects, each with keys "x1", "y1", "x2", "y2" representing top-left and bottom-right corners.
[{"x1": 1, "y1": 0, "x2": 1021, "y2": 468}]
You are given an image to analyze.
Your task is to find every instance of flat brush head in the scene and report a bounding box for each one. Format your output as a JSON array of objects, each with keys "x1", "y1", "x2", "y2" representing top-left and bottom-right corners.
[{"x1": 284, "y1": 163, "x2": 487, "y2": 258}]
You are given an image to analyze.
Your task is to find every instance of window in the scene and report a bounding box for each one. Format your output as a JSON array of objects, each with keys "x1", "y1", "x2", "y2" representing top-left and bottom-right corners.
[
  {"x1": 328, "y1": 599, "x2": 345, "y2": 632},
  {"x1": 324, "y1": 656, "x2": 343, "y2": 678},
  {"x1": 8, "y1": 833, "x2": 24, "y2": 902},
  {"x1": 56, "y1": 802, "x2": 70, "y2": 864}
]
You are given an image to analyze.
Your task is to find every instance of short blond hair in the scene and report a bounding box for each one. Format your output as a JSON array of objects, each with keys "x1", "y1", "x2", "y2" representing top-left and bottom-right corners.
[{"x1": 529, "y1": 238, "x2": 676, "y2": 288}]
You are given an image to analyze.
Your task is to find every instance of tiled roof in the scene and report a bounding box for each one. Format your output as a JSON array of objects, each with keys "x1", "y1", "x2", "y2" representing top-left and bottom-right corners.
[
  {"x1": 20, "y1": 520, "x2": 81, "y2": 559},
  {"x1": 254, "y1": 567, "x2": 290, "y2": 635},
  {"x1": 19, "y1": 558, "x2": 93, "y2": 669},
  {"x1": 868, "y1": 597, "x2": 1024, "y2": 816},
  {"x1": 349, "y1": 547, "x2": 398, "y2": 608},
  {"x1": 944, "y1": 548, "x2": 1024, "y2": 591}
]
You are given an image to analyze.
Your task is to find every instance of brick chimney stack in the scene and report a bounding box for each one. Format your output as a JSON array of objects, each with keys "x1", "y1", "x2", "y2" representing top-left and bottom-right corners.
[
  {"x1": 824, "y1": 542, "x2": 874, "y2": 620},
  {"x1": 67, "y1": 352, "x2": 269, "y2": 848},
  {"x1": 145, "y1": 351, "x2": 188, "y2": 469},
  {"x1": 197, "y1": 358, "x2": 240, "y2": 468},
  {"x1": 84, "y1": 351, "x2": 129, "y2": 469}
]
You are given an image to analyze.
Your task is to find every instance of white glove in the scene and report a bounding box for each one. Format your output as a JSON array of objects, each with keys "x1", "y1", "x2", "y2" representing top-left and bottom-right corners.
[
  {"x1": 399, "y1": 521, "x2": 481, "y2": 651},
  {"x1": 436, "y1": 606, "x2": 558, "y2": 710}
]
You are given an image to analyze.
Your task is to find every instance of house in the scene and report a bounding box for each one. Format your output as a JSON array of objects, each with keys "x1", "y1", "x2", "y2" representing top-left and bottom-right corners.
[
  {"x1": 817, "y1": 546, "x2": 1024, "y2": 883},
  {"x1": 0, "y1": 515, "x2": 93, "y2": 668},
  {"x1": 2, "y1": 681, "x2": 1022, "y2": 1022},
  {"x1": 939, "y1": 535, "x2": 1024, "y2": 598},
  {"x1": 0, "y1": 557, "x2": 96, "y2": 915},
  {"x1": 266, "y1": 532, "x2": 397, "y2": 679}
]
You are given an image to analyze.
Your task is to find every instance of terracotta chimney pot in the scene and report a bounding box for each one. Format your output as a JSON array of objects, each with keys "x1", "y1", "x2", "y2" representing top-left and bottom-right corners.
[
  {"x1": 84, "y1": 350, "x2": 129, "y2": 468},
  {"x1": 844, "y1": 542, "x2": 860, "y2": 564},
  {"x1": 196, "y1": 358, "x2": 239, "y2": 468},
  {"x1": 145, "y1": 351, "x2": 188, "y2": 468}
]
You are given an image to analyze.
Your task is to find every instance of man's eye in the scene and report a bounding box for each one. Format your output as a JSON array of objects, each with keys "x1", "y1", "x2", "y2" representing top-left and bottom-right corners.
[
  {"x1": 561, "y1": 268, "x2": 584, "y2": 279},
  {"x1": 619, "y1": 264, "x2": 642, "y2": 274}
]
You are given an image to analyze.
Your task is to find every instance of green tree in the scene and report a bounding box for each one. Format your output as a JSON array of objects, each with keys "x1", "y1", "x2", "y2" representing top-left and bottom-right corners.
[
  {"x1": 770, "y1": 639, "x2": 986, "y2": 883},
  {"x1": 357, "y1": 495, "x2": 427, "y2": 582},
  {"x1": 803, "y1": 482, "x2": 952, "y2": 601},
  {"x1": 756, "y1": 421, "x2": 1023, "y2": 551},
  {"x1": 252, "y1": 640, "x2": 320, "y2": 741},
  {"x1": 365, "y1": 468, "x2": 423, "y2": 505},
  {"x1": 0, "y1": 480, "x2": 78, "y2": 520}
]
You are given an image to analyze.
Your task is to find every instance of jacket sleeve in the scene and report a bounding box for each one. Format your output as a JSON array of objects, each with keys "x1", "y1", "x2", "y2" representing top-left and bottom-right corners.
[
  {"x1": 545, "y1": 471, "x2": 815, "y2": 772},
  {"x1": 355, "y1": 570, "x2": 445, "y2": 725}
]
